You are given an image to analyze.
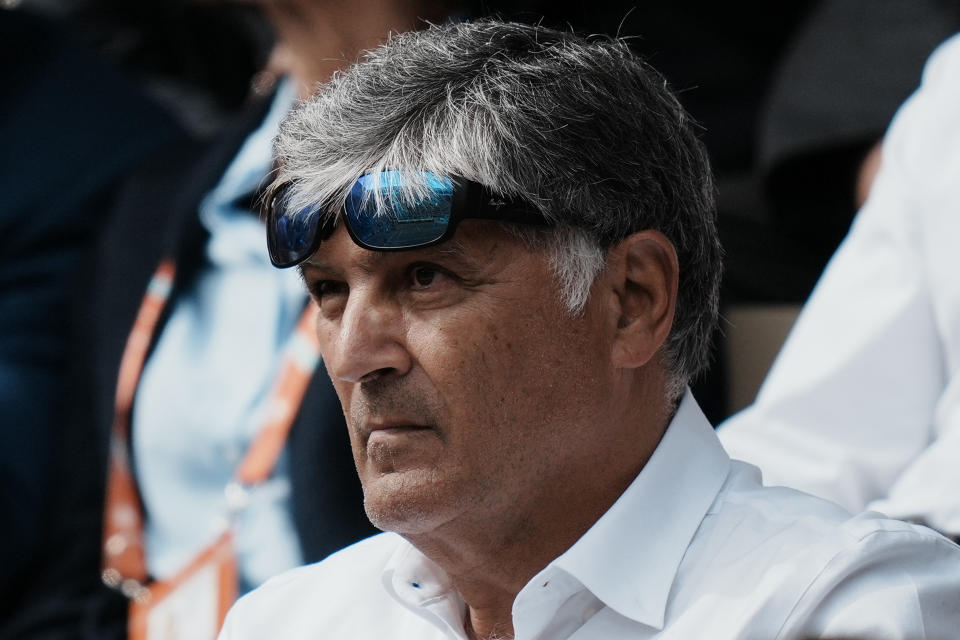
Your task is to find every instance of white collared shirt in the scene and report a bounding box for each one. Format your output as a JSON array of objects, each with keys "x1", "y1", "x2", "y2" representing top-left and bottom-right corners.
[
  {"x1": 219, "y1": 392, "x2": 960, "y2": 639},
  {"x1": 719, "y1": 34, "x2": 960, "y2": 537}
]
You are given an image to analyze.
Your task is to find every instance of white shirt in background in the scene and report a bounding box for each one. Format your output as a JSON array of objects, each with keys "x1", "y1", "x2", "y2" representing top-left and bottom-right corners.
[{"x1": 719, "y1": 34, "x2": 960, "y2": 537}]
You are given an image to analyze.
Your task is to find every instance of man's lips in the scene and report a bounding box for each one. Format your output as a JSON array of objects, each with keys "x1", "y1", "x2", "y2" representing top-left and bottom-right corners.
[{"x1": 361, "y1": 421, "x2": 434, "y2": 444}]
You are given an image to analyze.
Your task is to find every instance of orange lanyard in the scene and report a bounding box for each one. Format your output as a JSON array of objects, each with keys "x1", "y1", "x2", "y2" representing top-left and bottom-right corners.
[{"x1": 101, "y1": 258, "x2": 321, "y2": 599}]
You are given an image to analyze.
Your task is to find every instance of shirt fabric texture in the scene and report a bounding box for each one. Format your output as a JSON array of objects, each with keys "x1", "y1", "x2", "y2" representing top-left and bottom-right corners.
[
  {"x1": 133, "y1": 78, "x2": 308, "y2": 590},
  {"x1": 719, "y1": 33, "x2": 960, "y2": 537},
  {"x1": 219, "y1": 391, "x2": 960, "y2": 639}
]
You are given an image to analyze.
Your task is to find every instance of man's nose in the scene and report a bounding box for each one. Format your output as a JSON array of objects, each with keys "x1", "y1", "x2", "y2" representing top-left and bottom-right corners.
[{"x1": 325, "y1": 289, "x2": 412, "y2": 384}]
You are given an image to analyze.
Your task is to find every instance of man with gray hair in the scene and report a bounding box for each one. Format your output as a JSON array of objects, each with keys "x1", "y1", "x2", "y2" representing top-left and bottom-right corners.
[{"x1": 220, "y1": 19, "x2": 960, "y2": 640}]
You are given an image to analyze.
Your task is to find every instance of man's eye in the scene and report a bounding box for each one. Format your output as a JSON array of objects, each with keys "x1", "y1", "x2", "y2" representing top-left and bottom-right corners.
[
  {"x1": 409, "y1": 265, "x2": 442, "y2": 288},
  {"x1": 310, "y1": 279, "x2": 348, "y2": 300}
]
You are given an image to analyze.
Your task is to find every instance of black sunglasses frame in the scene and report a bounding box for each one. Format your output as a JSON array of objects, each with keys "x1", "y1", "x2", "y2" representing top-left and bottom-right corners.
[{"x1": 265, "y1": 175, "x2": 548, "y2": 268}]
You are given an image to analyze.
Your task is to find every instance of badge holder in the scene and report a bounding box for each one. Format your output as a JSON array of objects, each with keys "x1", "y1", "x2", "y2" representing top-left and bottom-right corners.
[
  {"x1": 126, "y1": 530, "x2": 237, "y2": 640},
  {"x1": 101, "y1": 261, "x2": 321, "y2": 639}
]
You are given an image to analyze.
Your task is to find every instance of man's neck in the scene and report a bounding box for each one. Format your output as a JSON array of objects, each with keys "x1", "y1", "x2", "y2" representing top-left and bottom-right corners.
[
  {"x1": 403, "y1": 374, "x2": 674, "y2": 639},
  {"x1": 405, "y1": 452, "x2": 658, "y2": 639},
  {"x1": 405, "y1": 525, "x2": 535, "y2": 640},
  {"x1": 464, "y1": 611, "x2": 514, "y2": 640}
]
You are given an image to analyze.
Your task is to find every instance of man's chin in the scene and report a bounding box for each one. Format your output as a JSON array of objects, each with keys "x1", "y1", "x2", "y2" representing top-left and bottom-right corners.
[{"x1": 360, "y1": 471, "x2": 457, "y2": 535}]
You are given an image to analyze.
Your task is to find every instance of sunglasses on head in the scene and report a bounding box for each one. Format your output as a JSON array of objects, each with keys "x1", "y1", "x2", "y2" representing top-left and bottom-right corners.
[{"x1": 265, "y1": 171, "x2": 549, "y2": 268}]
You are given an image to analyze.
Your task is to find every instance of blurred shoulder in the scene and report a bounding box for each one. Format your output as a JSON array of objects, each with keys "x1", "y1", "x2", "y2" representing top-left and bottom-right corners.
[{"x1": 922, "y1": 32, "x2": 960, "y2": 85}]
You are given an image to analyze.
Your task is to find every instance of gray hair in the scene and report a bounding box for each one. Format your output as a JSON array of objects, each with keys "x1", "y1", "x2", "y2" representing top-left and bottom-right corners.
[{"x1": 273, "y1": 19, "x2": 721, "y2": 399}]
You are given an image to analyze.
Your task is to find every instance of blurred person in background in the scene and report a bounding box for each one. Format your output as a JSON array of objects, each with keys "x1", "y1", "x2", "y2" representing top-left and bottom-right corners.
[
  {"x1": 3, "y1": 1, "x2": 447, "y2": 638},
  {"x1": 720, "y1": 32, "x2": 960, "y2": 543}
]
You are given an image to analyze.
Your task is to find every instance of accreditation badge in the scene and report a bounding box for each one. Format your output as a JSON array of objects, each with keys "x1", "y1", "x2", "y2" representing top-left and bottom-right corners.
[{"x1": 128, "y1": 531, "x2": 237, "y2": 640}]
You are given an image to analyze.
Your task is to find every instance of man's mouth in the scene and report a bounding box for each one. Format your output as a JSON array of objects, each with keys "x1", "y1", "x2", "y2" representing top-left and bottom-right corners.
[{"x1": 362, "y1": 421, "x2": 434, "y2": 446}]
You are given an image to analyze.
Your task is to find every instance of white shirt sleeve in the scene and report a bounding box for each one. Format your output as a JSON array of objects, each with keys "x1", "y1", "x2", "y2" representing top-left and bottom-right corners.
[{"x1": 719, "y1": 34, "x2": 960, "y2": 523}]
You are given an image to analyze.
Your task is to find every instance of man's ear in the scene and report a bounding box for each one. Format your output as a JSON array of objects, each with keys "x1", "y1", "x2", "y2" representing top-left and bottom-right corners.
[{"x1": 606, "y1": 230, "x2": 678, "y2": 369}]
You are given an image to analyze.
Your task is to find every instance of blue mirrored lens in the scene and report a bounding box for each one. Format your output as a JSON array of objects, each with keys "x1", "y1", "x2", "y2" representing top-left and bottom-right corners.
[
  {"x1": 273, "y1": 204, "x2": 320, "y2": 265},
  {"x1": 345, "y1": 171, "x2": 454, "y2": 249}
]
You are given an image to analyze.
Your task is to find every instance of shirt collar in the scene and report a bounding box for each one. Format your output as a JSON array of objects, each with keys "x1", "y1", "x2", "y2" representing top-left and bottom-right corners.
[
  {"x1": 383, "y1": 538, "x2": 468, "y2": 637},
  {"x1": 381, "y1": 391, "x2": 730, "y2": 633},
  {"x1": 383, "y1": 539, "x2": 456, "y2": 603},
  {"x1": 549, "y1": 390, "x2": 730, "y2": 629}
]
